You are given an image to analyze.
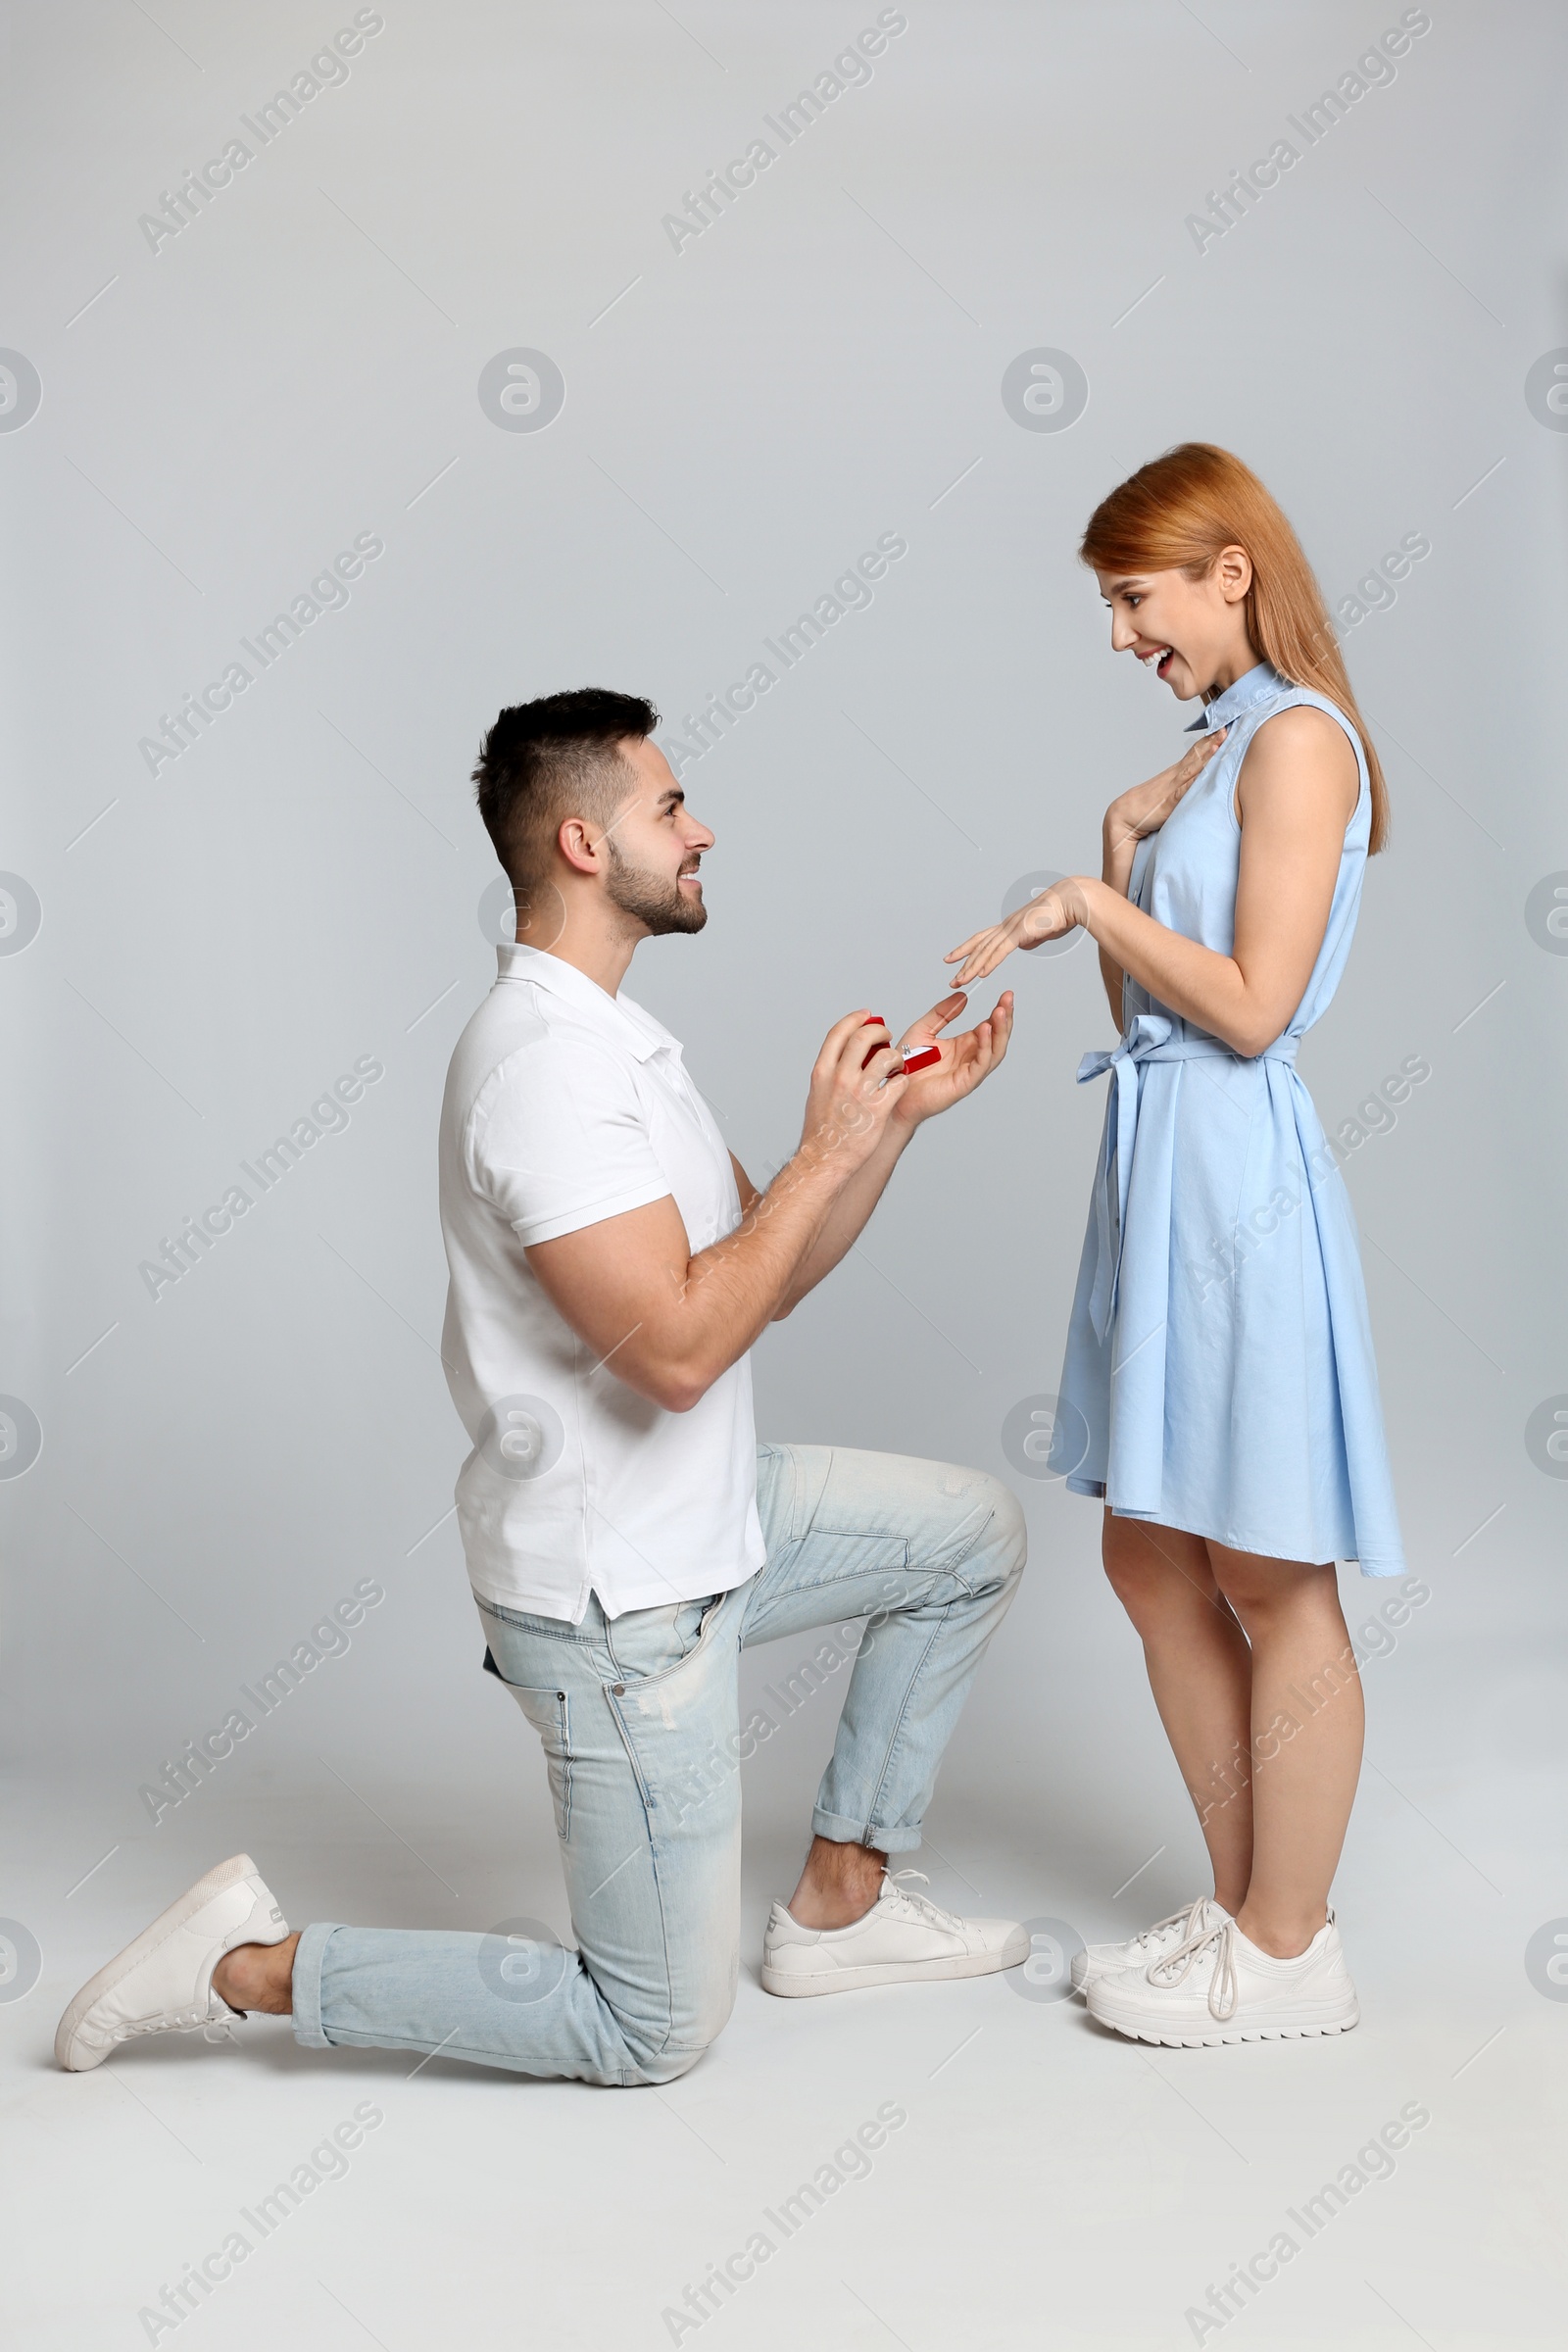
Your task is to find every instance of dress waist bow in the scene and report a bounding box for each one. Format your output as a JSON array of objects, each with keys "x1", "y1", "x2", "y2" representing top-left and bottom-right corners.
[{"x1": 1076, "y1": 1014, "x2": 1299, "y2": 1342}]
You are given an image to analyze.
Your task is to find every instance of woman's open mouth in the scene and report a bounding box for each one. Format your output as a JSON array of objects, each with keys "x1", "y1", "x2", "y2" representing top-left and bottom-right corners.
[{"x1": 1138, "y1": 644, "x2": 1176, "y2": 681}]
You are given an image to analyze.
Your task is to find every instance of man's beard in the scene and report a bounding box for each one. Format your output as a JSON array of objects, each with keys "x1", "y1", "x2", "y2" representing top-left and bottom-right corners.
[{"x1": 605, "y1": 839, "x2": 707, "y2": 935}]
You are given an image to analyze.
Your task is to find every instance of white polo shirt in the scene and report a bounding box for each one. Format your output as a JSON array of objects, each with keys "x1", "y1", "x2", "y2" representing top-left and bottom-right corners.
[{"x1": 438, "y1": 944, "x2": 766, "y2": 1622}]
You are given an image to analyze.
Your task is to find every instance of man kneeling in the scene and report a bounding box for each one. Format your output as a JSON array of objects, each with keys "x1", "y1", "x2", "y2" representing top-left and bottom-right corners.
[{"x1": 58, "y1": 690, "x2": 1027, "y2": 2086}]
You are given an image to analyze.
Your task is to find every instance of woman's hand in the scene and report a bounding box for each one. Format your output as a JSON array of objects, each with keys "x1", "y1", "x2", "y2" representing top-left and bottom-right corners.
[
  {"x1": 1104, "y1": 727, "x2": 1227, "y2": 853},
  {"x1": 944, "y1": 881, "x2": 1090, "y2": 986}
]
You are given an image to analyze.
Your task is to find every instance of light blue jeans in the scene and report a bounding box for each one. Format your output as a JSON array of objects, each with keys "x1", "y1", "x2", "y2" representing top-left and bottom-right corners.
[{"x1": 293, "y1": 1444, "x2": 1025, "y2": 2085}]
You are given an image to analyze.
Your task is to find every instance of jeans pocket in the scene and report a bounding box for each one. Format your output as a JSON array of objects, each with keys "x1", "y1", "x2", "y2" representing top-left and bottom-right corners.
[
  {"x1": 605, "y1": 1595, "x2": 716, "y2": 1687},
  {"x1": 506, "y1": 1684, "x2": 573, "y2": 1844}
]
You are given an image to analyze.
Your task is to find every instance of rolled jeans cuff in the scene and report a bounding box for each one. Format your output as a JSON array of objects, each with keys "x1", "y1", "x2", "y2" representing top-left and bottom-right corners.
[
  {"x1": 810, "y1": 1804, "x2": 922, "y2": 1858},
  {"x1": 290, "y1": 1921, "x2": 340, "y2": 2048}
]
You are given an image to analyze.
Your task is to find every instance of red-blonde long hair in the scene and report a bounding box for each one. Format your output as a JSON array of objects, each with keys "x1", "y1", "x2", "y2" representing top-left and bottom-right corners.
[{"x1": 1080, "y1": 443, "x2": 1389, "y2": 853}]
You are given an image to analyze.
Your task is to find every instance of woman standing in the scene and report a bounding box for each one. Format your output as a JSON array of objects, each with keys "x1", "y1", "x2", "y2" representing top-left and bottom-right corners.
[{"x1": 947, "y1": 443, "x2": 1404, "y2": 2045}]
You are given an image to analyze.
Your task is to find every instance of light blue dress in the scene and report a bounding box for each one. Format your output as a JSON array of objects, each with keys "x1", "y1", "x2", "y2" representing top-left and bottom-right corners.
[{"x1": 1050, "y1": 661, "x2": 1404, "y2": 1575}]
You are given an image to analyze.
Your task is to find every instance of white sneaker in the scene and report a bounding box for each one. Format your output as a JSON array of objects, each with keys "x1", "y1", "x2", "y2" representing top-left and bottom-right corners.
[
  {"x1": 761, "y1": 1869, "x2": 1027, "y2": 1998},
  {"x1": 55, "y1": 1853, "x2": 289, "y2": 2072},
  {"x1": 1069, "y1": 1896, "x2": 1224, "y2": 1998},
  {"x1": 1085, "y1": 1909, "x2": 1359, "y2": 2046}
]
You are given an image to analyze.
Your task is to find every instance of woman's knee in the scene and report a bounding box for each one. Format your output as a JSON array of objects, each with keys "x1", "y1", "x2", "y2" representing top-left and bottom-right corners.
[
  {"x1": 1209, "y1": 1548, "x2": 1336, "y2": 1625},
  {"x1": 1102, "y1": 1541, "x2": 1157, "y2": 1621},
  {"x1": 1102, "y1": 1517, "x2": 1211, "y2": 1623}
]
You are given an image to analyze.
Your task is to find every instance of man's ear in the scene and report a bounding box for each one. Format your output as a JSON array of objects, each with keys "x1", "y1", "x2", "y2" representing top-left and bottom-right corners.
[{"x1": 557, "y1": 814, "x2": 602, "y2": 876}]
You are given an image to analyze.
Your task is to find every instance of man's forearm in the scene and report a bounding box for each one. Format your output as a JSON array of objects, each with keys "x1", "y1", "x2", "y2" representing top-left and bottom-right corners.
[
  {"x1": 666, "y1": 1131, "x2": 874, "y2": 1395},
  {"x1": 532, "y1": 999, "x2": 1012, "y2": 1411},
  {"x1": 773, "y1": 1115, "x2": 914, "y2": 1316},
  {"x1": 528, "y1": 1133, "x2": 870, "y2": 1415}
]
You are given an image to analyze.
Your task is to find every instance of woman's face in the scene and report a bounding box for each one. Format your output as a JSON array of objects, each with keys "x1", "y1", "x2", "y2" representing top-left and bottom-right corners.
[{"x1": 1094, "y1": 548, "x2": 1253, "y2": 700}]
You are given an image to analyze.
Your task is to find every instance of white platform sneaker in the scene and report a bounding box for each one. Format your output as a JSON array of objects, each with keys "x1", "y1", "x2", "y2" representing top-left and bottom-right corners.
[
  {"x1": 1069, "y1": 1896, "x2": 1225, "y2": 1999},
  {"x1": 761, "y1": 1870, "x2": 1028, "y2": 1997},
  {"x1": 1085, "y1": 1908, "x2": 1359, "y2": 2046},
  {"x1": 55, "y1": 1853, "x2": 289, "y2": 2072}
]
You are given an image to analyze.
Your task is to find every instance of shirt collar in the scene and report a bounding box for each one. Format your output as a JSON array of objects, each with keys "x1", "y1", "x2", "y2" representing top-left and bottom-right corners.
[
  {"x1": 1183, "y1": 661, "x2": 1289, "y2": 734},
  {"x1": 496, "y1": 944, "x2": 681, "y2": 1064}
]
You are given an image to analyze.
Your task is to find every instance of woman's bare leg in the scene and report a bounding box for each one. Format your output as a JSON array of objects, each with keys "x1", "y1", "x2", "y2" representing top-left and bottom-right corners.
[
  {"x1": 1101, "y1": 1512, "x2": 1255, "y2": 1914},
  {"x1": 1205, "y1": 1544, "x2": 1364, "y2": 1957}
]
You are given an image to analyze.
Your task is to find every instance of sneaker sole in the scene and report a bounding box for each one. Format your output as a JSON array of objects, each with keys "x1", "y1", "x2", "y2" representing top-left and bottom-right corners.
[
  {"x1": 1086, "y1": 1999, "x2": 1360, "y2": 2048},
  {"x1": 761, "y1": 1949, "x2": 1022, "y2": 1998},
  {"x1": 55, "y1": 1852, "x2": 264, "y2": 2073}
]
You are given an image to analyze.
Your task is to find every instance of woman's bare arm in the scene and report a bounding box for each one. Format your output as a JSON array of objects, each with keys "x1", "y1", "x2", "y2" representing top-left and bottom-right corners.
[
  {"x1": 948, "y1": 708, "x2": 1357, "y2": 1056},
  {"x1": 1092, "y1": 731, "x2": 1229, "y2": 1027}
]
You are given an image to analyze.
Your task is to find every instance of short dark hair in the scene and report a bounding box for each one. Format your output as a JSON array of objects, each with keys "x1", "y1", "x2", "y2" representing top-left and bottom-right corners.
[{"x1": 472, "y1": 687, "x2": 659, "y2": 891}]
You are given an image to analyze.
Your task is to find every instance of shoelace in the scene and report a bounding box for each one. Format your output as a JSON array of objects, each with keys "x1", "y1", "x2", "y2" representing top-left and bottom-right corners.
[
  {"x1": 881, "y1": 1869, "x2": 963, "y2": 1936},
  {"x1": 1146, "y1": 1917, "x2": 1238, "y2": 2022},
  {"x1": 1125, "y1": 1897, "x2": 1208, "y2": 1961}
]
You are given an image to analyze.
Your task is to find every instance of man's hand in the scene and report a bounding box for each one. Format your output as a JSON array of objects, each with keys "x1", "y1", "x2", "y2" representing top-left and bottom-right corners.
[
  {"x1": 524, "y1": 1000, "x2": 1008, "y2": 1416},
  {"x1": 797, "y1": 1008, "x2": 910, "y2": 1169},
  {"x1": 765, "y1": 988, "x2": 1015, "y2": 1320},
  {"x1": 888, "y1": 989, "x2": 1014, "y2": 1127}
]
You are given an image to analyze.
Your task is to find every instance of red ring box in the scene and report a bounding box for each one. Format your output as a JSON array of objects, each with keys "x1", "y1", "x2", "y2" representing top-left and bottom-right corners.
[{"x1": 861, "y1": 1015, "x2": 940, "y2": 1076}]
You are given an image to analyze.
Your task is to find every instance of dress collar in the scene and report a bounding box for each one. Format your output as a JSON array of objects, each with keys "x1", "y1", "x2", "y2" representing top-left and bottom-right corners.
[{"x1": 1183, "y1": 661, "x2": 1290, "y2": 734}]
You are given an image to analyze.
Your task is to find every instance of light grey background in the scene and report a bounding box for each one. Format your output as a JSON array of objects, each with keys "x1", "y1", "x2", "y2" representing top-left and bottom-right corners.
[{"x1": 3, "y1": 3, "x2": 1565, "y2": 2347}]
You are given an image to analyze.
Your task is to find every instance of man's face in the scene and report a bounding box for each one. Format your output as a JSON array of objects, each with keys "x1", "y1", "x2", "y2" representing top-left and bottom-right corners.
[{"x1": 600, "y1": 738, "x2": 714, "y2": 936}]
